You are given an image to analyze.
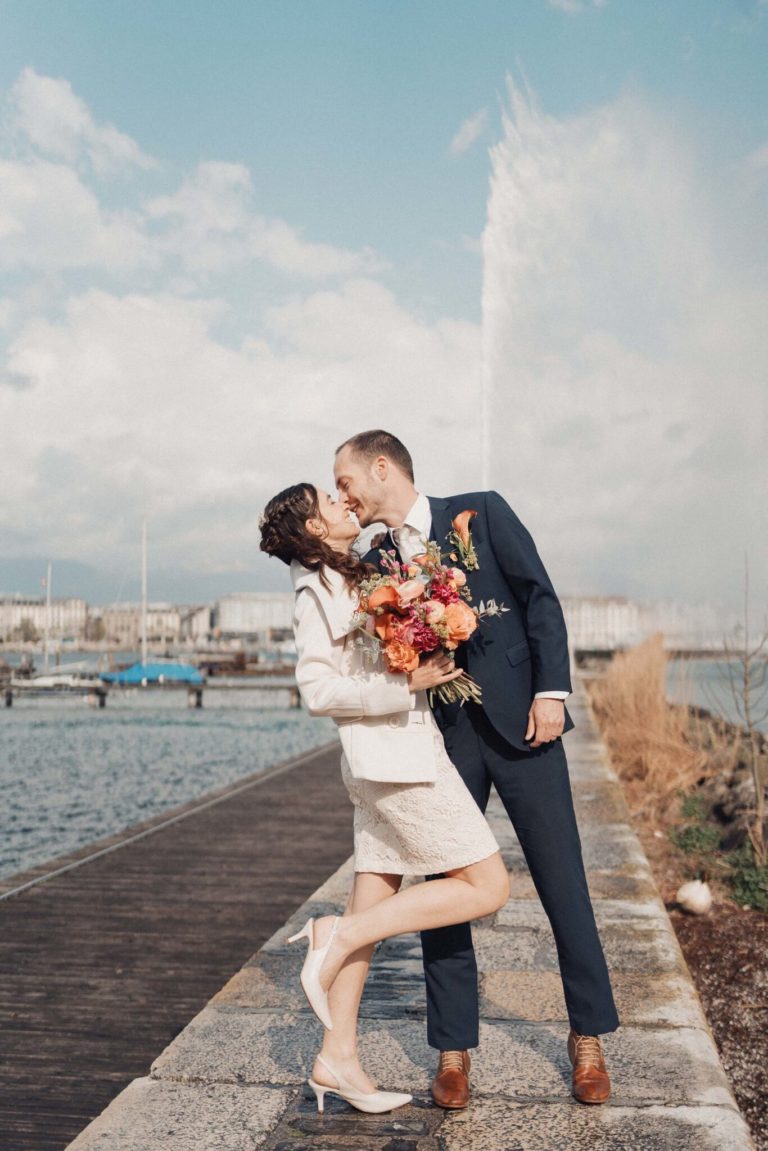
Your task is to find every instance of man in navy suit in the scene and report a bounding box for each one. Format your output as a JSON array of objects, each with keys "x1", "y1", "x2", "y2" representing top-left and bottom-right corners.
[{"x1": 334, "y1": 429, "x2": 618, "y2": 1108}]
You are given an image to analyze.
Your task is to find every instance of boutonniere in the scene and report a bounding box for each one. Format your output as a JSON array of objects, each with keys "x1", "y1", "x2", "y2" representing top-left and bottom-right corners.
[{"x1": 447, "y1": 509, "x2": 479, "y2": 570}]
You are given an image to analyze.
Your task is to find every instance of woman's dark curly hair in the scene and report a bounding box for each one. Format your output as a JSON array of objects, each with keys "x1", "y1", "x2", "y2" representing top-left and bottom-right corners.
[{"x1": 259, "y1": 483, "x2": 370, "y2": 590}]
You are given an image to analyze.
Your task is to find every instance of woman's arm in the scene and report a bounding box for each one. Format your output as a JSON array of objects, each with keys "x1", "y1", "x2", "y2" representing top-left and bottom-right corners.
[{"x1": 293, "y1": 588, "x2": 412, "y2": 718}]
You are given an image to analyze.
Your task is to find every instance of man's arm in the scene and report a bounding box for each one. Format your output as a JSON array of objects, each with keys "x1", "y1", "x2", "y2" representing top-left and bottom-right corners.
[{"x1": 485, "y1": 489, "x2": 572, "y2": 695}]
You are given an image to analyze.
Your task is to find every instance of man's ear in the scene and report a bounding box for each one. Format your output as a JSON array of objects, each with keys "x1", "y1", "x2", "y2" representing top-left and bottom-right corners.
[{"x1": 374, "y1": 455, "x2": 389, "y2": 481}]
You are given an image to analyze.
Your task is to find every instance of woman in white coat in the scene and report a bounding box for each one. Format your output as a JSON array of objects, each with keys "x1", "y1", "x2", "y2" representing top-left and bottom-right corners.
[{"x1": 259, "y1": 482, "x2": 509, "y2": 1114}]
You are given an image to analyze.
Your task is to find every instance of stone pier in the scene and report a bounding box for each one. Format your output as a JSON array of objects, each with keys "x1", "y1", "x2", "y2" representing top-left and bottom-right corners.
[{"x1": 66, "y1": 682, "x2": 756, "y2": 1150}]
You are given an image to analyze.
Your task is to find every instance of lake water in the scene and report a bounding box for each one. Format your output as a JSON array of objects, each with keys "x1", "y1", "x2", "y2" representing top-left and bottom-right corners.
[
  {"x1": 3, "y1": 654, "x2": 761, "y2": 886},
  {"x1": 0, "y1": 689, "x2": 335, "y2": 883},
  {"x1": 666, "y1": 658, "x2": 767, "y2": 732}
]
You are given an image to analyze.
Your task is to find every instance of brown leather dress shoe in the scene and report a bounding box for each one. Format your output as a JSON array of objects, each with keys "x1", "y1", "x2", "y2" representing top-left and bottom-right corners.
[
  {"x1": 431, "y1": 1050, "x2": 471, "y2": 1109},
  {"x1": 567, "y1": 1030, "x2": 611, "y2": 1104}
]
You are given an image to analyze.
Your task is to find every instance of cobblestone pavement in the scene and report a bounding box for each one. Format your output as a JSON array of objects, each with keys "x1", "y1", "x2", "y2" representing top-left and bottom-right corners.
[{"x1": 66, "y1": 683, "x2": 755, "y2": 1151}]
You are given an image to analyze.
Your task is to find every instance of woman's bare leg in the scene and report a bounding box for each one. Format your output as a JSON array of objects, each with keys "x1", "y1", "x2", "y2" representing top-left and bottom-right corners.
[
  {"x1": 313, "y1": 851, "x2": 510, "y2": 992},
  {"x1": 312, "y1": 870, "x2": 401, "y2": 1093}
]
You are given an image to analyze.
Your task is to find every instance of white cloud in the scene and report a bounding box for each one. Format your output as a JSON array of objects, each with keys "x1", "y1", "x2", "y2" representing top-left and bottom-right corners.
[
  {"x1": 547, "y1": 0, "x2": 607, "y2": 12},
  {"x1": 9, "y1": 67, "x2": 155, "y2": 176},
  {"x1": 450, "y1": 108, "x2": 489, "y2": 156},
  {"x1": 481, "y1": 79, "x2": 767, "y2": 609},
  {"x1": 2, "y1": 65, "x2": 764, "y2": 614},
  {"x1": 746, "y1": 141, "x2": 768, "y2": 169},
  {"x1": 146, "y1": 162, "x2": 385, "y2": 280},
  {"x1": 0, "y1": 158, "x2": 154, "y2": 272},
  {"x1": 2, "y1": 282, "x2": 481, "y2": 575}
]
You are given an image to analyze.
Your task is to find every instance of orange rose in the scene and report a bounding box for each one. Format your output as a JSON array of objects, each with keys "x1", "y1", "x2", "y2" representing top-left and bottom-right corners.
[
  {"x1": 449, "y1": 567, "x2": 467, "y2": 588},
  {"x1": 385, "y1": 639, "x2": 420, "y2": 673},
  {"x1": 368, "y1": 585, "x2": 400, "y2": 611},
  {"x1": 451, "y1": 509, "x2": 477, "y2": 550},
  {"x1": 443, "y1": 600, "x2": 478, "y2": 645}
]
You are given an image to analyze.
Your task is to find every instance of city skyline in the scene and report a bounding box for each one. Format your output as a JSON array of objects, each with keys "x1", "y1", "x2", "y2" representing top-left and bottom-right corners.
[{"x1": 1, "y1": 2, "x2": 766, "y2": 614}]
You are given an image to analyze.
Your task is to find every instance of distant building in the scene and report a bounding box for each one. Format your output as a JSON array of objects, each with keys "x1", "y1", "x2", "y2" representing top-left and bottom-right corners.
[
  {"x1": 562, "y1": 597, "x2": 643, "y2": 651},
  {"x1": 0, "y1": 595, "x2": 88, "y2": 641},
  {"x1": 98, "y1": 604, "x2": 181, "y2": 647},
  {"x1": 180, "y1": 605, "x2": 213, "y2": 644},
  {"x1": 562, "y1": 596, "x2": 725, "y2": 652},
  {"x1": 212, "y1": 593, "x2": 294, "y2": 641}
]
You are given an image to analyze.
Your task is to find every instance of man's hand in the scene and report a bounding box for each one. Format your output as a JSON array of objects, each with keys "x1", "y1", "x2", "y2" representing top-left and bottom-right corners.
[{"x1": 525, "y1": 698, "x2": 565, "y2": 748}]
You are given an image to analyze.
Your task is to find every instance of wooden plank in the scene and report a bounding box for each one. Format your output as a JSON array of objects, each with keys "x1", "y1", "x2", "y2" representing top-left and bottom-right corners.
[{"x1": 0, "y1": 741, "x2": 352, "y2": 1151}]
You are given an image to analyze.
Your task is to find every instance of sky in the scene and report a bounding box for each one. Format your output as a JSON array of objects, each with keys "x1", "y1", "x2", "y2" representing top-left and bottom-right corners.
[{"x1": 0, "y1": 0, "x2": 766, "y2": 616}]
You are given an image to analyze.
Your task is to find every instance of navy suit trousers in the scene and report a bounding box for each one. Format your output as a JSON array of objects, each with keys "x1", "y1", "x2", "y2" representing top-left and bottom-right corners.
[{"x1": 421, "y1": 703, "x2": 620, "y2": 1050}]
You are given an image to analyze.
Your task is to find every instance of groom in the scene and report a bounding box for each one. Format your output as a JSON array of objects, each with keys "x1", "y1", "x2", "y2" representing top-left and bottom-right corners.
[{"x1": 334, "y1": 429, "x2": 619, "y2": 1108}]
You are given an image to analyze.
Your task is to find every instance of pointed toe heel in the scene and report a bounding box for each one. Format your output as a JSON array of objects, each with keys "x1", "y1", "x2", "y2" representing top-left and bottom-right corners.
[
  {"x1": 308, "y1": 1054, "x2": 412, "y2": 1114},
  {"x1": 287, "y1": 916, "x2": 339, "y2": 1031}
]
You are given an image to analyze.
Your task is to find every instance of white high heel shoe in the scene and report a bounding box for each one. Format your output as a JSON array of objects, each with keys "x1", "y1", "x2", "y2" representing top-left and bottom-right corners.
[
  {"x1": 308, "y1": 1053, "x2": 412, "y2": 1114},
  {"x1": 287, "y1": 916, "x2": 340, "y2": 1031}
]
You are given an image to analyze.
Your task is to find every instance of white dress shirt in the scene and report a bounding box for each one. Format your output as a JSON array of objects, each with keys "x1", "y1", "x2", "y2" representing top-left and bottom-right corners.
[{"x1": 393, "y1": 493, "x2": 569, "y2": 702}]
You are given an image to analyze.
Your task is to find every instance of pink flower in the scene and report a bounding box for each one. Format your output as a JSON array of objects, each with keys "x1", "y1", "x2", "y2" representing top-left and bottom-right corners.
[
  {"x1": 395, "y1": 620, "x2": 416, "y2": 645},
  {"x1": 424, "y1": 601, "x2": 445, "y2": 624},
  {"x1": 397, "y1": 578, "x2": 426, "y2": 607},
  {"x1": 449, "y1": 567, "x2": 467, "y2": 588},
  {"x1": 408, "y1": 619, "x2": 441, "y2": 653}
]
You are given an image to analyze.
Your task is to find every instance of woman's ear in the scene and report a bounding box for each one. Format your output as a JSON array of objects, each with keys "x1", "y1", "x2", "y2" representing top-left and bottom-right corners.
[{"x1": 305, "y1": 516, "x2": 326, "y2": 539}]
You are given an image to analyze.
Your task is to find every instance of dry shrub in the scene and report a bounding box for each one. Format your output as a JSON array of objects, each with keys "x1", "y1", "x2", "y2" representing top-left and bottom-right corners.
[{"x1": 589, "y1": 634, "x2": 708, "y2": 818}]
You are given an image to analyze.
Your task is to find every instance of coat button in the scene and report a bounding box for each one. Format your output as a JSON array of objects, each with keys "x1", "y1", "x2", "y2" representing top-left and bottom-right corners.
[{"x1": 387, "y1": 716, "x2": 401, "y2": 728}]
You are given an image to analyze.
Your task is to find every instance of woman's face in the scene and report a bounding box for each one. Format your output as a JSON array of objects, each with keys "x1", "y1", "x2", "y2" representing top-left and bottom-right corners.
[{"x1": 308, "y1": 488, "x2": 359, "y2": 551}]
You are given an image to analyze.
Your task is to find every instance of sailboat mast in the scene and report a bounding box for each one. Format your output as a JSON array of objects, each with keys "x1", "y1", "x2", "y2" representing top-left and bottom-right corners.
[
  {"x1": 43, "y1": 560, "x2": 52, "y2": 673},
  {"x1": 141, "y1": 520, "x2": 148, "y2": 667}
]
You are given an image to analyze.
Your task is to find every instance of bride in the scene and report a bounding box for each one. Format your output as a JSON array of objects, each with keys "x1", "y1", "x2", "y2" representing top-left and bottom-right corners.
[{"x1": 259, "y1": 482, "x2": 509, "y2": 1114}]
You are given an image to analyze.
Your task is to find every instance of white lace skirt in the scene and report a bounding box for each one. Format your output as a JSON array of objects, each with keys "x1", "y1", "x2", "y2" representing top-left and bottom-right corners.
[{"x1": 340, "y1": 714, "x2": 500, "y2": 875}]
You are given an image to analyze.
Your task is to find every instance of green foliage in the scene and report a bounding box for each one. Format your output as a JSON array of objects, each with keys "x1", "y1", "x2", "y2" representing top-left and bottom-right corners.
[
  {"x1": 726, "y1": 846, "x2": 768, "y2": 912},
  {"x1": 669, "y1": 823, "x2": 721, "y2": 856},
  {"x1": 670, "y1": 790, "x2": 720, "y2": 858},
  {"x1": 671, "y1": 793, "x2": 768, "y2": 908},
  {"x1": 679, "y1": 792, "x2": 709, "y2": 822}
]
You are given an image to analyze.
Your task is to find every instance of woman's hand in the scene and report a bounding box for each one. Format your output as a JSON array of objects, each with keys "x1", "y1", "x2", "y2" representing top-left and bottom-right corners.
[{"x1": 407, "y1": 651, "x2": 464, "y2": 693}]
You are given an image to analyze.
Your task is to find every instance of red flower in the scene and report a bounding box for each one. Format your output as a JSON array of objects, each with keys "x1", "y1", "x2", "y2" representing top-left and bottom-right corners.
[{"x1": 430, "y1": 582, "x2": 460, "y2": 606}]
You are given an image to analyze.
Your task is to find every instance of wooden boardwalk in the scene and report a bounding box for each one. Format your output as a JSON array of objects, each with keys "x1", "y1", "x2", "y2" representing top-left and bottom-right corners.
[{"x1": 0, "y1": 741, "x2": 351, "y2": 1151}]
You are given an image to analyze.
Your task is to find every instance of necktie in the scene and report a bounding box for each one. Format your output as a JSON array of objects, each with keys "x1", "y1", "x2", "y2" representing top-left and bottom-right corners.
[{"x1": 392, "y1": 525, "x2": 424, "y2": 564}]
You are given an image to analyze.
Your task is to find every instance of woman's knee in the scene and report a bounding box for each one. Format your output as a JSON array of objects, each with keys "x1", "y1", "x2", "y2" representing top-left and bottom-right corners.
[
  {"x1": 477, "y1": 854, "x2": 510, "y2": 913},
  {"x1": 456, "y1": 853, "x2": 510, "y2": 914}
]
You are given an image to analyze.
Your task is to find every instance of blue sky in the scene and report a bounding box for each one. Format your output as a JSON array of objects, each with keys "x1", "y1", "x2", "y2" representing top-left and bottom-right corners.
[
  {"x1": 0, "y1": 1, "x2": 766, "y2": 610},
  {"x1": 4, "y1": 0, "x2": 766, "y2": 321}
]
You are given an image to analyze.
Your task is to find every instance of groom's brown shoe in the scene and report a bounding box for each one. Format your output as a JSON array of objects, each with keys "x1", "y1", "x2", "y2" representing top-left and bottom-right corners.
[
  {"x1": 567, "y1": 1030, "x2": 611, "y2": 1104},
  {"x1": 431, "y1": 1050, "x2": 471, "y2": 1109}
]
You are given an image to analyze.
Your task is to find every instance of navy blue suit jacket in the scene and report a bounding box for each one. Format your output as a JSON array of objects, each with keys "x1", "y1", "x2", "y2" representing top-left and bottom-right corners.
[{"x1": 364, "y1": 490, "x2": 574, "y2": 752}]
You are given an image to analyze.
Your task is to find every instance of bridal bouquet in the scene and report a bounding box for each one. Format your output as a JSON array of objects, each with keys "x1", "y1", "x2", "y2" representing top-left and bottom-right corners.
[{"x1": 353, "y1": 541, "x2": 507, "y2": 705}]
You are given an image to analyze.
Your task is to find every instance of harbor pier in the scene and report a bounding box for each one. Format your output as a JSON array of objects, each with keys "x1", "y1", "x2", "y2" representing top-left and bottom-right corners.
[{"x1": 0, "y1": 742, "x2": 351, "y2": 1151}]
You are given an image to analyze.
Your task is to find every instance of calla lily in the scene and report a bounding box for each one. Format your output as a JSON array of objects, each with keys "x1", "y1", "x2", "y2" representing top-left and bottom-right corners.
[
  {"x1": 451, "y1": 509, "x2": 477, "y2": 550},
  {"x1": 368, "y1": 584, "x2": 401, "y2": 611}
]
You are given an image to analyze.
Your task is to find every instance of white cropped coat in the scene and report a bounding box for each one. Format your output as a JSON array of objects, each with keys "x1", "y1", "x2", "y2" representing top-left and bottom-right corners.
[{"x1": 291, "y1": 561, "x2": 438, "y2": 783}]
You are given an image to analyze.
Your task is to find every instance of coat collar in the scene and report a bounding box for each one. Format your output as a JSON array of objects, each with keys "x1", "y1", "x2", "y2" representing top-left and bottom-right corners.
[
  {"x1": 427, "y1": 496, "x2": 452, "y2": 549},
  {"x1": 290, "y1": 560, "x2": 359, "y2": 640}
]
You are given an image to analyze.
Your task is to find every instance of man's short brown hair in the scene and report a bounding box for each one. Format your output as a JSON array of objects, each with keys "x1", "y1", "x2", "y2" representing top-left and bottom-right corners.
[{"x1": 336, "y1": 429, "x2": 415, "y2": 482}]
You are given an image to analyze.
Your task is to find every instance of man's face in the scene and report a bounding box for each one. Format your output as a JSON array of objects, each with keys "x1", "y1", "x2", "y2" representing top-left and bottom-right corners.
[{"x1": 334, "y1": 446, "x2": 383, "y2": 528}]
